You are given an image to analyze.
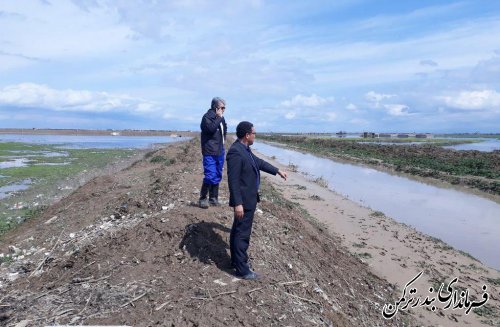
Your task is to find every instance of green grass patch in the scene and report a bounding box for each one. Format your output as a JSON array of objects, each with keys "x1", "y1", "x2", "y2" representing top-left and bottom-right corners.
[
  {"x1": 150, "y1": 155, "x2": 175, "y2": 165},
  {"x1": 487, "y1": 277, "x2": 500, "y2": 286},
  {"x1": 0, "y1": 142, "x2": 136, "y2": 235},
  {"x1": 355, "y1": 252, "x2": 372, "y2": 259},
  {"x1": 352, "y1": 242, "x2": 366, "y2": 248},
  {"x1": 0, "y1": 255, "x2": 14, "y2": 264},
  {"x1": 474, "y1": 304, "x2": 497, "y2": 317}
]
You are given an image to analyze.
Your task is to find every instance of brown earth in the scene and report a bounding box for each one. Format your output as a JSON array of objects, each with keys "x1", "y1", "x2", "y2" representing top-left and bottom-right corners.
[
  {"x1": 0, "y1": 138, "x2": 415, "y2": 326},
  {"x1": 256, "y1": 150, "x2": 500, "y2": 327}
]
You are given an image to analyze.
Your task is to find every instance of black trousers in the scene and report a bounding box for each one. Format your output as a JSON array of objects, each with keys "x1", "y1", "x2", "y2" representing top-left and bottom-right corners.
[{"x1": 230, "y1": 208, "x2": 256, "y2": 276}]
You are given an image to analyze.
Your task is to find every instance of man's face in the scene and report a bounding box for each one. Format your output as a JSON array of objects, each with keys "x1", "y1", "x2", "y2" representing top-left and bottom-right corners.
[
  {"x1": 217, "y1": 102, "x2": 225, "y2": 113},
  {"x1": 247, "y1": 127, "x2": 256, "y2": 146}
]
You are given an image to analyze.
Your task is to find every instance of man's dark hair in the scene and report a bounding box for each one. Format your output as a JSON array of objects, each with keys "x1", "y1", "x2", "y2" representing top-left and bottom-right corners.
[{"x1": 236, "y1": 121, "x2": 254, "y2": 139}]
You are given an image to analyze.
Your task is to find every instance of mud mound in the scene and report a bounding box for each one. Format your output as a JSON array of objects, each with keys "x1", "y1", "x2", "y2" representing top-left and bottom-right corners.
[{"x1": 0, "y1": 139, "x2": 413, "y2": 326}]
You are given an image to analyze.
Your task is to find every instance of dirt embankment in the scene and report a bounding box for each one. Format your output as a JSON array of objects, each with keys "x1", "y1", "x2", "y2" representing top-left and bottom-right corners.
[{"x1": 0, "y1": 138, "x2": 414, "y2": 326}]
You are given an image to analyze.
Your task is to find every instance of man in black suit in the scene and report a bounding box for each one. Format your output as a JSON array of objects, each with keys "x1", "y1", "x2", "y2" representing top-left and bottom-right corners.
[{"x1": 226, "y1": 121, "x2": 287, "y2": 280}]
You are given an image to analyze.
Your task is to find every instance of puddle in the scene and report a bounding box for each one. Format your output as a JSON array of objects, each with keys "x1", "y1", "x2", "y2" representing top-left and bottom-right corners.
[
  {"x1": 33, "y1": 162, "x2": 70, "y2": 166},
  {"x1": 8, "y1": 150, "x2": 69, "y2": 157},
  {"x1": 0, "y1": 158, "x2": 30, "y2": 169},
  {"x1": 0, "y1": 179, "x2": 32, "y2": 200},
  {"x1": 253, "y1": 141, "x2": 500, "y2": 270}
]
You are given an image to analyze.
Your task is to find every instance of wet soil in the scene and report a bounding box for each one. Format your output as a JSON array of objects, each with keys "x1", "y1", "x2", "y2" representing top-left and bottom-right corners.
[{"x1": 0, "y1": 139, "x2": 415, "y2": 326}]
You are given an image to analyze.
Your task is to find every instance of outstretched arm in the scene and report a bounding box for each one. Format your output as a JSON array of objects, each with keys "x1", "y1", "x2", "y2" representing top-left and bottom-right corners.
[{"x1": 254, "y1": 155, "x2": 287, "y2": 180}]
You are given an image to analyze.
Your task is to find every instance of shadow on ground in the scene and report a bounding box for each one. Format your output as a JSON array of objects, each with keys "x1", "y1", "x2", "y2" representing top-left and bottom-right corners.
[{"x1": 179, "y1": 221, "x2": 233, "y2": 274}]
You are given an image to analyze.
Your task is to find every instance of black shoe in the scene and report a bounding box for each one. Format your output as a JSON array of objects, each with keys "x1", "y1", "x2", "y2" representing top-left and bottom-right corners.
[
  {"x1": 209, "y1": 198, "x2": 221, "y2": 206},
  {"x1": 241, "y1": 271, "x2": 260, "y2": 280},
  {"x1": 208, "y1": 184, "x2": 221, "y2": 206},
  {"x1": 199, "y1": 183, "x2": 210, "y2": 209},
  {"x1": 199, "y1": 198, "x2": 209, "y2": 209}
]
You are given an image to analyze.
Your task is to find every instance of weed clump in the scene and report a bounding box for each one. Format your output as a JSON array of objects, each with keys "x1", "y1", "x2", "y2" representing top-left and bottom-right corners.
[{"x1": 150, "y1": 155, "x2": 175, "y2": 166}]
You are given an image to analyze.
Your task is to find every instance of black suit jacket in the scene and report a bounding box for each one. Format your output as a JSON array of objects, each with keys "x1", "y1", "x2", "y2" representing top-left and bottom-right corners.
[{"x1": 227, "y1": 139, "x2": 279, "y2": 210}]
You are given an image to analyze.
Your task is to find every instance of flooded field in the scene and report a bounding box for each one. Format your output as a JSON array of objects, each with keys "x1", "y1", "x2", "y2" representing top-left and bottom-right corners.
[
  {"x1": 0, "y1": 133, "x2": 189, "y2": 149},
  {"x1": 254, "y1": 141, "x2": 500, "y2": 270},
  {"x1": 0, "y1": 134, "x2": 187, "y2": 234},
  {"x1": 445, "y1": 138, "x2": 500, "y2": 152},
  {"x1": 0, "y1": 179, "x2": 32, "y2": 200}
]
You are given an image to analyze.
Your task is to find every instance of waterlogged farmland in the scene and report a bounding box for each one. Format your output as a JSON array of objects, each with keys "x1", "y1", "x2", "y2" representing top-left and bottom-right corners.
[
  {"x1": 258, "y1": 135, "x2": 500, "y2": 195},
  {"x1": 0, "y1": 142, "x2": 137, "y2": 234}
]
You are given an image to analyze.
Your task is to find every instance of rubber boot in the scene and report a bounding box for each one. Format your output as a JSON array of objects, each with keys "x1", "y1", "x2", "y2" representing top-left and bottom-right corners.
[
  {"x1": 209, "y1": 184, "x2": 221, "y2": 206},
  {"x1": 199, "y1": 183, "x2": 210, "y2": 209}
]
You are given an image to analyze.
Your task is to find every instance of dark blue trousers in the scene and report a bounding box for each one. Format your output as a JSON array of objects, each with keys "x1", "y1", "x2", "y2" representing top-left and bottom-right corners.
[{"x1": 230, "y1": 208, "x2": 256, "y2": 276}]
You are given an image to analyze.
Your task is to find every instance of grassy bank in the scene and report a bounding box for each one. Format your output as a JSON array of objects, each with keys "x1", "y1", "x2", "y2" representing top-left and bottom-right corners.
[
  {"x1": 258, "y1": 135, "x2": 500, "y2": 195},
  {"x1": 299, "y1": 136, "x2": 480, "y2": 145},
  {"x1": 0, "y1": 142, "x2": 137, "y2": 234}
]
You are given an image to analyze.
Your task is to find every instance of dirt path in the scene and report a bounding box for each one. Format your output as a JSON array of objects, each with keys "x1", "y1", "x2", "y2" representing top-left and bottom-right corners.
[
  {"x1": 0, "y1": 139, "x2": 416, "y2": 326},
  {"x1": 255, "y1": 149, "x2": 500, "y2": 327}
]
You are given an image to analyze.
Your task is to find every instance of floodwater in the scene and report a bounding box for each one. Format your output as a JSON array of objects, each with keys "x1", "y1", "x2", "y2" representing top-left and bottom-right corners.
[
  {"x1": 444, "y1": 138, "x2": 500, "y2": 152},
  {"x1": 0, "y1": 179, "x2": 32, "y2": 200},
  {"x1": 0, "y1": 134, "x2": 189, "y2": 149},
  {"x1": 253, "y1": 141, "x2": 500, "y2": 270},
  {"x1": 0, "y1": 158, "x2": 30, "y2": 169}
]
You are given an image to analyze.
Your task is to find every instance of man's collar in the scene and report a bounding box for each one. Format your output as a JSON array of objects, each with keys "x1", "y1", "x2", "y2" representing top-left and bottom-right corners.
[{"x1": 237, "y1": 138, "x2": 250, "y2": 149}]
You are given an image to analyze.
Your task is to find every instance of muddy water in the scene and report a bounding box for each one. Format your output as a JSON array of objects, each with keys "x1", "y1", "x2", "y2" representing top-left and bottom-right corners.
[{"x1": 253, "y1": 141, "x2": 500, "y2": 270}]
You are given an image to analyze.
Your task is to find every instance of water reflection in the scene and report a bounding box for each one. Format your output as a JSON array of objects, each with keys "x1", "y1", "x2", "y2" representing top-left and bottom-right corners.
[
  {"x1": 0, "y1": 158, "x2": 29, "y2": 169},
  {"x1": 253, "y1": 141, "x2": 500, "y2": 270},
  {"x1": 0, "y1": 179, "x2": 32, "y2": 200},
  {"x1": 444, "y1": 139, "x2": 500, "y2": 152},
  {"x1": 0, "y1": 134, "x2": 189, "y2": 149},
  {"x1": 8, "y1": 150, "x2": 69, "y2": 157}
]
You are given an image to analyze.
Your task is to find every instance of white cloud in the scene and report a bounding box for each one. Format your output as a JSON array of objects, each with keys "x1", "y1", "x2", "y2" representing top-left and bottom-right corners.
[
  {"x1": 325, "y1": 112, "x2": 337, "y2": 121},
  {"x1": 420, "y1": 59, "x2": 438, "y2": 67},
  {"x1": 384, "y1": 104, "x2": 411, "y2": 116},
  {"x1": 281, "y1": 94, "x2": 334, "y2": 108},
  {"x1": 365, "y1": 91, "x2": 395, "y2": 103},
  {"x1": 0, "y1": 83, "x2": 158, "y2": 114},
  {"x1": 0, "y1": 1, "x2": 133, "y2": 65},
  {"x1": 285, "y1": 111, "x2": 296, "y2": 119},
  {"x1": 346, "y1": 103, "x2": 358, "y2": 111},
  {"x1": 437, "y1": 89, "x2": 500, "y2": 111}
]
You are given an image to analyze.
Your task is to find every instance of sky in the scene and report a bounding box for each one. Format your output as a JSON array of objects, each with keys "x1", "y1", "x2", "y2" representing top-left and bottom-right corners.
[{"x1": 0, "y1": 0, "x2": 499, "y2": 133}]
